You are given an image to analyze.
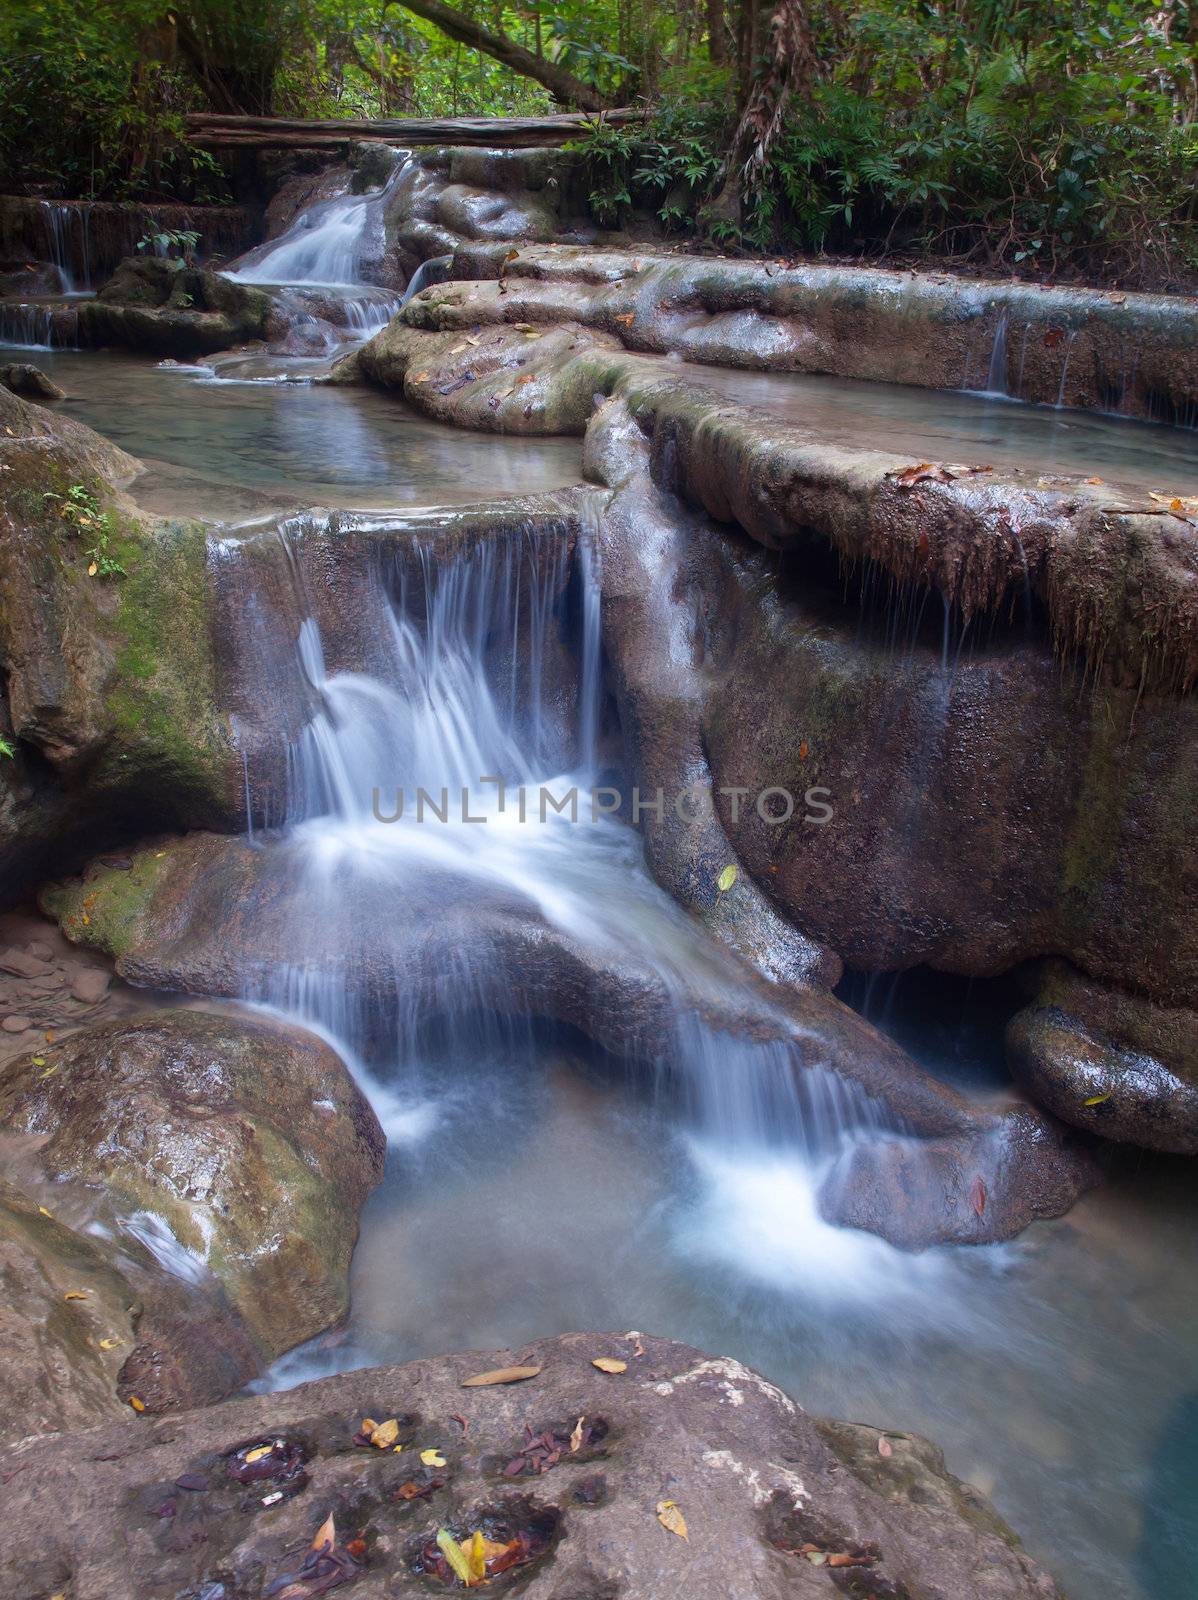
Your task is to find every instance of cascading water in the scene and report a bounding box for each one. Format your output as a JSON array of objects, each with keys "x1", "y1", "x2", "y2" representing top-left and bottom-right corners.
[{"x1": 224, "y1": 511, "x2": 890, "y2": 1266}]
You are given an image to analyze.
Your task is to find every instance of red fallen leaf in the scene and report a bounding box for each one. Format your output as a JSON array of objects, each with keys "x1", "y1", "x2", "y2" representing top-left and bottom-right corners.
[
  {"x1": 798, "y1": 741, "x2": 809, "y2": 760},
  {"x1": 970, "y1": 1175, "x2": 987, "y2": 1217},
  {"x1": 877, "y1": 1436, "x2": 893, "y2": 1458},
  {"x1": 396, "y1": 1476, "x2": 444, "y2": 1500},
  {"x1": 450, "y1": 1413, "x2": 470, "y2": 1436},
  {"x1": 891, "y1": 461, "x2": 955, "y2": 488},
  {"x1": 174, "y1": 1473, "x2": 208, "y2": 1491},
  {"x1": 1043, "y1": 327, "x2": 1065, "y2": 348},
  {"x1": 828, "y1": 1552, "x2": 876, "y2": 1567},
  {"x1": 345, "y1": 1539, "x2": 367, "y2": 1560},
  {"x1": 917, "y1": 531, "x2": 930, "y2": 560}
]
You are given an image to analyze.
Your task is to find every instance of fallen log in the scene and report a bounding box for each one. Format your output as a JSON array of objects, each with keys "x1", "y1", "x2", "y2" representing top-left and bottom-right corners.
[{"x1": 185, "y1": 111, "x2": 640, "y2": 150}]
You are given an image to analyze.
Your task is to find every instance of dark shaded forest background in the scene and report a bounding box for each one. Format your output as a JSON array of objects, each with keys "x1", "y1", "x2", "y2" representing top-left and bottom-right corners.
[{"x1": 2, "y1": 1, "x2": 1195, "y2": 286}]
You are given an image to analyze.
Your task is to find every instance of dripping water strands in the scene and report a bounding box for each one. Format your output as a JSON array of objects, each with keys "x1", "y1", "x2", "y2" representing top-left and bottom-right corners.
[
  {"x1": 983, "y1": 308, "x2": 1009, "y2": 397},
  {"x1": 221, "y1": 509, "x2": 900, "y2": 1271}
]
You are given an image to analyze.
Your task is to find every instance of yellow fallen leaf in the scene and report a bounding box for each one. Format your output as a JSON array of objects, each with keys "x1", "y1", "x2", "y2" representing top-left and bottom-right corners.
[
  {"x1": 99, "y1": 1338, "x2": 119, "y2": 1350},
  {"x1": 371, "y1": 1417, "x2": 399, "y2": 1447},
  {"x1": 657, "y1": 1499, "x2": 688, "y2": 1539},
  {"x1": 465, "y1": 1529, "x2": 486, "y2": 1585},
  {"x1": 717, "y1": 864, "x2": 738, "y2": 893},
  {"x1": 464, "y1": 335, "x2": 481, "y2": 347},
  {"x1": 461, "y1": 1364, "x2": 541, "y2": 1386},
  {"x1": 38, "y1": 1206, "x2": 52, "y2": 1217},
  {"x1": 311, "y1": 1512, "x2": 336, "y2": 1551},
  {"x1": 63, "y1": 1290, "x2": 89, "y2": 1300},
  {"x1": 244, "y1": 1443, "x2": 274, "y2": 1463},
  {"x1": 88, "y1": 562, "x2": 98, "y2": 577},
  {"x1": 361, "y1": 1417, "x2": 377, "y2": 1433},
  {"x1": 81, "y1": 915, "x2": 90, "y2": 926},
  {"x1": 32, "y1": 1056, "x2": 45, "y2": 1066},
  {"x1": 449, "y1": 342, "x2": 467, "y2": 354},
  {"x1": 129, "y1": 1395, "x2": 146, "y2": 1412},
  {"x1": 436, "y1": 1528, "x2": 472, "y2": 1585},
  {"x1": 592, "y1": 1357, "x2": 627, "y2": 1374},
  {"x1": 420, "y1": 1447, "x2": 446, "y2": 1466},
  {"x1": 569, "y1": 1415, "x2": 585, "y2": 1453},
  {"x1": 41, "y1": 1065, "x2": 58, "y2": 1078},
  {"x1": 1084, "y1": 1092, "x2": 1112, "y2": 1106},
  {"x1": 155, "y1": 850, "x2": 166, "y2": 857},
  {"x1": 411, "y1": 372, "x2": 430, "y2": 382}
]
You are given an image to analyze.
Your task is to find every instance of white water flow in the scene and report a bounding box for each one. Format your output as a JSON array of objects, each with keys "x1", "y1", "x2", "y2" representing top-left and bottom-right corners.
[{"x1": 237, "y1": 515, "x2": 890, "y2": 1247}]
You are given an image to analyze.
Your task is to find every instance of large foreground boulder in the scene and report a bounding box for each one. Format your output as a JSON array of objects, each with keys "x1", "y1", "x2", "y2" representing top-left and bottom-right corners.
[
  {"x1": 0, "y1": 1332, "x2": 1063, "y2": 1600},
  {"x1": 0, "y1": 1010, "x2": 385, "y2": 1373}
]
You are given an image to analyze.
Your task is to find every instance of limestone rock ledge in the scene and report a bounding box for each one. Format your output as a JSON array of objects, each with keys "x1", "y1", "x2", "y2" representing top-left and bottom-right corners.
[{"x1": 0, "y1": 1332, "x2": 1063, "y2": 1600}]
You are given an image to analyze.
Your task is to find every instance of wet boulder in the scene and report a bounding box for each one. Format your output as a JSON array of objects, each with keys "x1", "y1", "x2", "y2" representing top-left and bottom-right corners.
[
  {"x1": 0, "y1": 361, "x2": 65, "y2": 400},
  {"x1": 0, "y1": 384, "x2": 237, "y2": 900},
  {"x1": 0, "y1": 1332, "x2": 1065, "y2": 1600},
  {"x1": 0, "y1": 1172, "x2": 264, "y2": 1444},
  {"x1": 0, "y1": 1009, "x2": 386, "y2": 1362},
  {"x1": 1007, "y1": 962, "x2": 1198, "y2": 1153},
  {"x1": 77, "y1": 255, "x2": 274, "y2": 356}
]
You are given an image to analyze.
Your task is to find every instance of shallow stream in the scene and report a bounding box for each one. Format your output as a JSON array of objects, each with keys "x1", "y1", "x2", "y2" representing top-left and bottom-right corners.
[{"x1": 4, "y1": 326, "x2": 1196, "y2": 1600}]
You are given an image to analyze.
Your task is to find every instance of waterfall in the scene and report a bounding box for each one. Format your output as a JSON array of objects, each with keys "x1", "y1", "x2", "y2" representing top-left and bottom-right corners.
[
  {"x1": 227, "y1": 152, "x2": 410, "y2": 289},
  {"x1": 228, "y1": 514, "x2": 888, "y2": 1174}
]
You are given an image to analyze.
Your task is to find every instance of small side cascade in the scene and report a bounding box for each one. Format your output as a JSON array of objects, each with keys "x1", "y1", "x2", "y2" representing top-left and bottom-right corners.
[{"x1": 984, "y1": 308, "x2": 1010, "y2": 396}]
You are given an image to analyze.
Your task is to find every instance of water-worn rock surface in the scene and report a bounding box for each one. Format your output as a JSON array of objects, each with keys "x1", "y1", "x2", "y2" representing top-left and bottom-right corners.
[
  {"x1": 77, "y1": 255, "x2": 275, "y2": 356},
  {"x1": 1008, "y1": 961, "x2": 1198, "y2": 1153},
  {"x1": 448, "y1": 240, "x2": 1198, "y2": 425},
  {"x1": 0, "y1": 1332, "x2": 1064, "y2": 1600},
  {"x1": 0, "y1": 1010, "x2": 385, "y2": 1369},
  {"x1": 41, "y1": 832, "x2": 1099, "y2": 1250},
  {"x1": 0, "y1": 383, "x2": 237, "y2": 895}
]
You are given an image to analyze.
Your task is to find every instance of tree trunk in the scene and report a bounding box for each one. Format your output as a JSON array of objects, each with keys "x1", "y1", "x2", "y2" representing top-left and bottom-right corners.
[
  {"x1": 392, "y1": 0, "x2": 611, "y2": 110},
  {"x1": 706, "y1": 0, "x2": 814, "y2": 232},
  {"x1": 707, "y1": 0, "x2": 726, "y2": 61}
]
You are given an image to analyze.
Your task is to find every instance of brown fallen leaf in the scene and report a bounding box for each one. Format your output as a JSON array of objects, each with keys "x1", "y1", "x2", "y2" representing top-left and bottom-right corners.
[
  {"x1": 450, "y1": 1412, "x2": 470, "y2": 1436},
  {"x1": 592, "y1": 1357, "x2": 627, "y2": 1374},
  {"x1": 311, "y1": 1511, "x2": 336, "y2": 1552},
  {"x1": 1044, "y1": 327, "x2": 1066, "y2": 348},
  {"x1": 657, "y1": 1499, "x2": 688, "y2": 1539},
  {"x1": 129, "y1": 1395, "x2": 146, "y2": 1412},
  {"x1": 877, "y1": 1435, "x2": 893, "y2": 1458},
  {"x1": 614, "y1": 312, "x2": 634, "y2": 327},
  {"x1": 970, "y1": 1175, "x2": 987, "y2": 1217},
  {"x1": 410, "y1": 372, "x2": 430, "y2": 383},
  {"x1": 461, "y1": 1364, "x2": 541, "y2": 1387},
  {"x1": 569, "y1": 1416, "x2": 586, "y2": 1453},
  {"x1": 798, "y1": 740, "x2": 809, "y2": 760},
  {"x1": 63, "y1": 1290, "x2": 89, "y2": 1300},
  {"x1": 828, "y1": 1552, "x2": 875, "y2": 1568}
]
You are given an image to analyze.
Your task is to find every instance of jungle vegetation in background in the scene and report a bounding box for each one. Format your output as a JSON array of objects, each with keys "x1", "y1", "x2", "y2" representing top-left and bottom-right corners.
[{"x1": 1, "y1": 1, "x2": 1195, "y2": 286}]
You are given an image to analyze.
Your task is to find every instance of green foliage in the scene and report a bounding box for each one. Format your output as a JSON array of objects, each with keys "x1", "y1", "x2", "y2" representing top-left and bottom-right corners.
[
  {"x1": 137, "y1": 227, "x2": 202, "y2": 259},
  {"x1": 573, "y1": 2, "x2": 1198, "y2": 286},
  {"x1": 0, "y1": 737, "x2": 14, "y2": 761},
  {"x1": 0, "y1": 0, "x2": 231, "y2": 201},
  {"x1": 0, "y1": 0, "x2": 1193, "y2": 285},
  {"x1": 42, "y1": 485, "x2": 126, "y2": 579}
]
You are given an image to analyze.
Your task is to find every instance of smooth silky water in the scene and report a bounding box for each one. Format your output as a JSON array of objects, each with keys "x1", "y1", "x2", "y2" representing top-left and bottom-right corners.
[
  {"x1": 204, "y1": 505, "x2": 1195, "y2": 1600},
  {"x1": 4, "y1": 202, "x2": 1196, "y2": 1590}
]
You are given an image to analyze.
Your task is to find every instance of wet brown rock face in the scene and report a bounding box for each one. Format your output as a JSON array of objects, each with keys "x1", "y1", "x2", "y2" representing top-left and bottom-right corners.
[
  {"x1": 0, "y1": 385, "x2": 237, "y2": 899},
  {"x1": 0, "y1": 1010, "x2": 385, "y2": 1365},
  {"x1": 0, "y1": 1332, "x2": 1065, "y2": 1600},
  {"x1": 1007, "y1": 962, "x2": 1198, "y2": 1153}
]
